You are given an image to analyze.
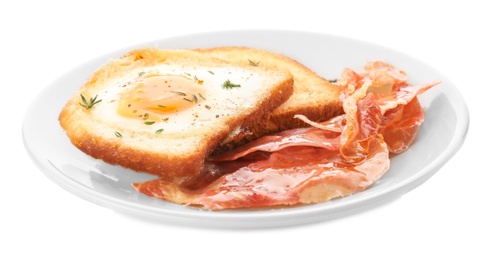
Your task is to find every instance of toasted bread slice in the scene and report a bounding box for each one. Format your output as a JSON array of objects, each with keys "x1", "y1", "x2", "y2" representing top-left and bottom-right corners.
[
  {"x1": 196, "y1": 46, "x2": 343, "y2": 154},
  {"x1": 59, "y1": 48, "x2": 294, "y2": 177}
]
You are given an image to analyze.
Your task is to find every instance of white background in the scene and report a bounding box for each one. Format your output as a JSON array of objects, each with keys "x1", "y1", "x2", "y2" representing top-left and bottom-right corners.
[{"x1": 2, "y1": 0, "x2": 488, "y2": 259}]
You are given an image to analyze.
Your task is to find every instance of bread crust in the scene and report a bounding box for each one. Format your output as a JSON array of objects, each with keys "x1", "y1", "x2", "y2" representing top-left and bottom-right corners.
[{"x1": 59, "y1": 48, "x2": 294, "y2": 177}]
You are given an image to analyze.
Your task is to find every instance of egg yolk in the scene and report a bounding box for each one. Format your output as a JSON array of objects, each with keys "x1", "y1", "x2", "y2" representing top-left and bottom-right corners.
[{"x1": 118, "y1": 74, "x2": 205, "y2": 121}]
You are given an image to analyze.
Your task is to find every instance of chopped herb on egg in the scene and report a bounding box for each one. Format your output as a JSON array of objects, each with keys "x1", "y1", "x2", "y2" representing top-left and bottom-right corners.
[
  {"x1": 208, "y1": 70, "x2": 214, "y2": 75},
  {"x1": 162, "y1": 117, "x2": 169, "y2": 122},
  {"x1": 140, "y1": 113, "x2": 149, "y2": 120},
  {"x1": 192, "y1": 94, "x2": 198, "y2": 103},
  {"x1": 144, "y1": 121, "x2": 155, "y2": 125},
  {"x1": 115, "y1": 131, "x2": 122, "y2": 138},
  {"x1": 155, "y1": 128, "x2": 164, "y2": 134},
  {"x1": 199, "y1": 93, "x2": 206, "y2": 100},
  {"x1": 79, "y1": 94, "x2": 102, "y2": 109},
  {"x1": 183, "y1": 97, "x2": 193, "y2": 102},
  {"x1": 248, "y1": 59, "x2": 260, "y2": 66},
  {"x1": 171, "y1": 91, "x2": 187, "y2": 96},
  {"x1": 222, "y1": 80, "x2": 241, "y2": 89},
  {"x1": 138, "y1": 71, "x2": 146, "y2": 77},
  {"x1": 329, "y1": 79, "x2": 338, "y2": 83}
]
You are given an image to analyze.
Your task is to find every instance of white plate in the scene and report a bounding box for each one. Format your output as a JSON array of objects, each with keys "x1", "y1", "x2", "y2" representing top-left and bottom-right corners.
[{"x1": 22, "y1": 30, "x2": 469, "y2": 228}]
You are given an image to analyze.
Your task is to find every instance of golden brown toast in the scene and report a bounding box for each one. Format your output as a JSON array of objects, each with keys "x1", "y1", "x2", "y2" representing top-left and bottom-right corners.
[{"x1": 59, "y1": 48, "x2": 294, "y2": 177}]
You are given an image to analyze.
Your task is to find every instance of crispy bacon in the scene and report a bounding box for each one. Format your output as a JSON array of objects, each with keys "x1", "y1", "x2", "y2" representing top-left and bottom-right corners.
[{"x1": 133, "y1": 61, "x2": 439, "y2": 210}]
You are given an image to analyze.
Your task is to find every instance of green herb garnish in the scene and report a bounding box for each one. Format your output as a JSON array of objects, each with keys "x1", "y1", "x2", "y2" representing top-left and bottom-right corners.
[
  {"x1": 144, "y1": 121, "x2": 155, "y2": 125},
  {"x1": 115, "y1": 131, "x2": 122, "y2": 138},
  {"x1": 171, "y1": 91, "x2": 187, "y2": 96},
  {"x1": 248, "y1": 59, "x2": 260, "y2": 66},
  {"x1": 222, "y1": 79, "x2": 241, "y2": 89},
  {"x1": 155, "y1": 128, "x2": 164, "y2": 134},
  {"x1": 79, "y1": 94, "x2": 102, "y2": 109}
]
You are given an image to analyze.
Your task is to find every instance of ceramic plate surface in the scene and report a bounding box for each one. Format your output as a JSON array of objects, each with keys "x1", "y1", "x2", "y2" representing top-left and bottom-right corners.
[{"x1": 23, "y1": 30, "x2": 469, "y2": 228}]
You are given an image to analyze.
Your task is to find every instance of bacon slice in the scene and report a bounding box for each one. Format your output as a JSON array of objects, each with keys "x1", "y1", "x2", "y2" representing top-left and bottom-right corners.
[
  {"x1": 210, "y1": 125, "x2": 341, "y2": 162},
  {"x1": 336, "y1": 61, "x2": 440, "y2": 154},
  {"x1": 134, "y1": 97, "x2": 389, "y2": 210},
  {"x1": 133, "y1": 61, "x2": 439, "y2": 210}
]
